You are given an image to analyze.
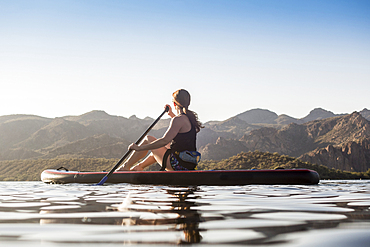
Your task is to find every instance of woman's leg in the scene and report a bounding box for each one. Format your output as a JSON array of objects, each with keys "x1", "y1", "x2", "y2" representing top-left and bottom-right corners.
[
  {"x1": 151, "y1": 146, "x2": 174, "y2": 171},
  {"x1": 116, "y1": 136, "x2": 152, "y2": 171},
  {"x1": 117, "y1": 135, "x2": 171, "y2": 171},
  {"x1": 130, "y1": 138, "x2": 175, "y2": 171},
  {"x1": 132, "y1": 140, "x2": 174, "y2": 171},
  {"x1": 130, "y1": 154, "x2": 156, "y2": 171}
]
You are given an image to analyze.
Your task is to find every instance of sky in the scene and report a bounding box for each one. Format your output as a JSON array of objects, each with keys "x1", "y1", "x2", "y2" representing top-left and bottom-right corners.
[{"x1": 1, "y1": 0, "x2": 369, "y2": 122}]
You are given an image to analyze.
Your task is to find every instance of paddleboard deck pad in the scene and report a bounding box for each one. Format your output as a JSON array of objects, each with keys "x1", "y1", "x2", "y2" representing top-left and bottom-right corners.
[{"x1": 41, "y1": 169, "x2": 320, "y2": 185}]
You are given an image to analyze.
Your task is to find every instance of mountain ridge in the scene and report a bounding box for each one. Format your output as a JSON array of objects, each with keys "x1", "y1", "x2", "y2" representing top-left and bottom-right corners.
[
  {"x1": 200, "y1": 111, "x2": 370, "y2": 172},
  {"x1": 235, "y1": 107, "x2": 351, "y2": 125},
  {"x1": 0, "y1": 108, "x2": 369, "y2": 172}
]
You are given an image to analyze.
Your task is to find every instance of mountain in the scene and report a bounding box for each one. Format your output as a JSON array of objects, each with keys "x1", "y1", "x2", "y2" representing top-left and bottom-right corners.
[
  {"x1": 44, "y1": 134, "x2": 131, "y2": 159},
  {"x1": 360, "y1": 108, "x2": 370, "y2": 120},
  {"x1": 274, "y1": 114, "x2": 302, "y2": 125},
  {"x1": 200, "y1": 112, "x2": 370, "y2": 172},
  {"x1": 235, "y1": 107, "x2": 351, "y2": 126},
  {"x1": 300, "y1": 108, "x2": 338, "y2": 122},
  {"x1": 16, "y1": 118, "x2": 92, "y2": 150},
  {"x1": 199, "y1": 136, "x2": 248, "y2": 161},
  {"x1": 299, "y1": 139, "x2": 370, "y2": 172},
  {"x1": 0, "y1": 111, "x2": 166, "y2": 160},
  {"x1": 0, "y1": 115, "x2": 51, "y2": 150},
  {"x1": 236, "y1": 109, "x2": 278, "y2": 124},
  {"x1": 1, "y1": 108, "x2": 369, "y2": 172},
  {"x1": 63, "y1": 110, "x2": 114, "y2": 123}
]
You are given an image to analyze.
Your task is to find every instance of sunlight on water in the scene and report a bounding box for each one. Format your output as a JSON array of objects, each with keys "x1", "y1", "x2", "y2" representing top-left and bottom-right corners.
[{"x1": 0, "y1": 180, "x2": 369, "y2": 246}]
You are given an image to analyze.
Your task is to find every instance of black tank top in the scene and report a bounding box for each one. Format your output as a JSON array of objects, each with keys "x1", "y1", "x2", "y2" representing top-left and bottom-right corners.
[{"x1": 170, "y1": 115, "x2": 197, "y2": 152}]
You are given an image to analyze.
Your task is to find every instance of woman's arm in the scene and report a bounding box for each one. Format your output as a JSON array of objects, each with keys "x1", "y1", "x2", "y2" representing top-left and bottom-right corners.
[{"x1": 129, "y1": 116, "x2": 183, "y2": 151}]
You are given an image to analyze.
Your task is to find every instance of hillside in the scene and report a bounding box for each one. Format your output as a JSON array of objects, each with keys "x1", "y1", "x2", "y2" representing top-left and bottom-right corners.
[
  {"x1": 235, "y1": 108, "x2": 352, "y2": 125},
  {"x1": 0, "y1": 158, "x2": 116, "y2": 181},
  {"x1": 236, "y1": 109, "x2": 279, "y2": 124},
  {"x1": 198, "y1": 151, "x2": 370, "y2": 179},
  {"x1": 300, "y1": 139, "x2": 370, "y2": 172},
  {"x1": 0, "y1": 108, "x2": 369, "y2": 174},
  {"x1": 0, "y1": 111, "x2": 164, "y2": 161},
  {"x1": 0, "y1": 151, "x2": 368, "y2": 181},
  {"x1": 200, "y1": 112, "x2": 370, "y2": 172}
]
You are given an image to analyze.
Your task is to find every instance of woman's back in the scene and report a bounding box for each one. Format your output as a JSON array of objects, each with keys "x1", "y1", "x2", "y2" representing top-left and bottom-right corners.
[{"x1": 170, "y1": 115, "x2": 197, "y2": 152}]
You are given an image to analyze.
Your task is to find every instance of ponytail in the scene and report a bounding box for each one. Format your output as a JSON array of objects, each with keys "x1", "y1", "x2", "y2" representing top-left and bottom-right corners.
[{"x1": 184, "y1": 108, "x2": 203, "y2": 133}]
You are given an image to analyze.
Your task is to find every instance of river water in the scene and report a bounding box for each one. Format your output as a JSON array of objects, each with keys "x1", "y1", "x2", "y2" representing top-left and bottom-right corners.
[{"x1": 0, "y1": 180, "x2": 369, "y2": 246}]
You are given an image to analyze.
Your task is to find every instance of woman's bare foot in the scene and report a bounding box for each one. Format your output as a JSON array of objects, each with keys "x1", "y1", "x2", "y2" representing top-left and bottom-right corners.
[
  {"x1": 130, "y1": 164, "x2": 144, "y2": 171},
  {"x1": 116, "y1": 165, "x2": 131, "y2": 172}
]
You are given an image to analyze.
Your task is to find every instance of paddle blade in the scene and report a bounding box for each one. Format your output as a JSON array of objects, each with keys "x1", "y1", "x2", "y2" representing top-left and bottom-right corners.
[{"x1": 96, "y1": 175, "x2": 108, "y2": 186}]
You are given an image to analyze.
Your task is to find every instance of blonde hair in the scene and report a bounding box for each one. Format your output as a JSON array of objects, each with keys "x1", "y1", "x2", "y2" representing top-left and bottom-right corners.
[{"x1": 172, "y1": 89, "x2": 203, "y2": 132}]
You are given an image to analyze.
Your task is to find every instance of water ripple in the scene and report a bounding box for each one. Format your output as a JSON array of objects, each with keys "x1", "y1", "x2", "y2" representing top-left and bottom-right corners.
[{"x1": 0, "y1": 180, "x2": 369, "y2": 246}]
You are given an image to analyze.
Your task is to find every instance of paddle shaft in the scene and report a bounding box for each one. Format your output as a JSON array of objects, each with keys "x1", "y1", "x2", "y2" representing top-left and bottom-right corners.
[{"x1": 96, "y1": 106, "x2": 169, "y2": 185}]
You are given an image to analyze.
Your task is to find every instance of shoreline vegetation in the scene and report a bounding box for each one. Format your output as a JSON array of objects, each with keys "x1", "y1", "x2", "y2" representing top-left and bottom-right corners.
[{"x1": 0, "y1": 151, "x2": 369, "y2": 181}]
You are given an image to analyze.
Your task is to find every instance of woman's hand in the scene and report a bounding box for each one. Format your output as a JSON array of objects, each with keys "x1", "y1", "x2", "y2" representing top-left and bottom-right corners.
[
  {"x1": 166, "y1": 104, "x2": 175, "y2": 118},
  {"x1": 128, "y1": 143, "x2": 140, "y2": 151}
]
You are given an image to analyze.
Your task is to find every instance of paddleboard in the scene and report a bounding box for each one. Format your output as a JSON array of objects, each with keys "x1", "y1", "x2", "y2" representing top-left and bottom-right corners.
[{"x1": 41, "y1": 168, "x2": 320, "y2": 185}]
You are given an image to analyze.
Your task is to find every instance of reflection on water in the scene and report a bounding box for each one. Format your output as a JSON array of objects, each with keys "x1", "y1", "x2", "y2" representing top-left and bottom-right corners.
[
  {"x1": 0, "y1": 180, "x2": 369, "y2": 246},
  {"x1": 108, "y1": 187, "x2": 202, "y2": 244}
]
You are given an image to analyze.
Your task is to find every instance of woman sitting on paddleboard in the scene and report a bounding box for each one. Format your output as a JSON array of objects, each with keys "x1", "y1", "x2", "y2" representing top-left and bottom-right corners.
[{"x1": 117, "y1": 89, "x2": 203, "y2": 171}]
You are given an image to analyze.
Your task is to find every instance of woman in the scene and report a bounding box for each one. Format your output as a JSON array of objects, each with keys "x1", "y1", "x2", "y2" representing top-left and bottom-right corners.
[{"x1": 117, "y1": 89, "x2": 203, "y2": 171}]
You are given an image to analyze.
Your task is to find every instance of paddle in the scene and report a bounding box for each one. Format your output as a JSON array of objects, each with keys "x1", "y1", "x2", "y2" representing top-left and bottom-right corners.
[{"x1": 96, "y1": 106, "x2": 170, "y2": 185}]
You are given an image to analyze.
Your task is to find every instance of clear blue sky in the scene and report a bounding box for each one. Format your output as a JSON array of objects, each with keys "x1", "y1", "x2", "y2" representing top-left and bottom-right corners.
[{"x1": 1, "y1": 0, "x2": 369, "y2": 122}]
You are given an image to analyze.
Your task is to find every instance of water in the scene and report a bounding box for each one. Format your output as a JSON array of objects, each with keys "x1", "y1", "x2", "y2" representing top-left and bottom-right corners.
[{"x1": 0, "y1": 180, "x2": 369, "y2": 246}]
